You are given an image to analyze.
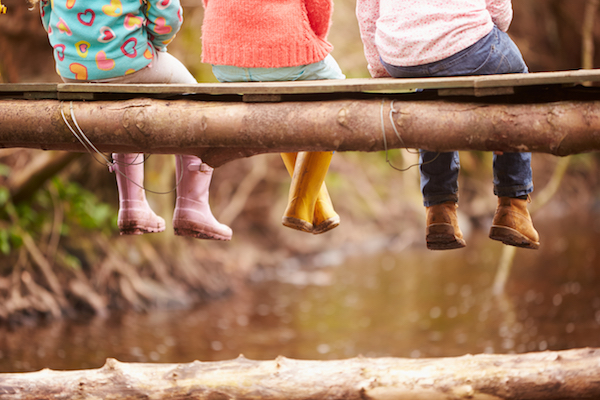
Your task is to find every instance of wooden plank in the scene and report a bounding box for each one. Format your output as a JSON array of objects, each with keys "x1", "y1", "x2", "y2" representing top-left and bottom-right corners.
[
  {"x1": 53, "y1": 69, "x2": 600, "y2": 96},
  {"x1": 472, "y1": 69, "x2": 600, "y2": 88},
  {"x1": 1, "y1": 69, "x2": 600, "y2": 99},
  {"x1": 0, "y1": 83, "x2": 58, "y2": 92},
  {"x1": 0, "y1": 83, "x2": 59, "y2": 100}
]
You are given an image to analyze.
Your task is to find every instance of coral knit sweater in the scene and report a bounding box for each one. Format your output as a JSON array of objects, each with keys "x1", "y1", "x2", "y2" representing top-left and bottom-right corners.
[{"x1": 201, "y1": 0, "x2": 334, "y2": 68}]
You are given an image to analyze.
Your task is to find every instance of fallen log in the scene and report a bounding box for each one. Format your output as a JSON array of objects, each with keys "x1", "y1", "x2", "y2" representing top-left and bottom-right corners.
[
  {"x1": 1, "y1": 96, "x2": 600, "y2": 167},
  {"x1": 1, "y1": 348, "x2": 600, "y2": 400}
]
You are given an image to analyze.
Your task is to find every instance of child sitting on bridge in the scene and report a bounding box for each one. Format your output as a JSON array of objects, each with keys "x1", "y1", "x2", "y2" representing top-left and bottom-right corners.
[
  {"x1": 201, "y1": 0, "x2": 345, "y2": 235},
  {"x1": 36, "y1": 0, "x2": 232, "y2": 241},
  {"x1": 356, "y1": 0, "x2": 540, "y2": 250}
]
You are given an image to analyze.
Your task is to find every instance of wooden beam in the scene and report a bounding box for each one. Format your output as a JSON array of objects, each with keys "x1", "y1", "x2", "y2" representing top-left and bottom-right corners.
[
  {"x1": 1, "y1": 96, "x2": 599, "y2": 166},
  {"x1": 4, "y1": 69, "x2": 600, "y2": 99},
  {"x1": 1, "y1": 349, "x2": 600, "y2": 399}
]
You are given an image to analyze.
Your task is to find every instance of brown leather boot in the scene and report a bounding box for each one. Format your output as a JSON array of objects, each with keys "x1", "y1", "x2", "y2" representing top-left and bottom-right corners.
[
  {"x1": 425, "y1": 201, "x2": 466, "y2": 250},
  {"x1": 489, "y1": 197, "x2": 540, "y2": 249}
]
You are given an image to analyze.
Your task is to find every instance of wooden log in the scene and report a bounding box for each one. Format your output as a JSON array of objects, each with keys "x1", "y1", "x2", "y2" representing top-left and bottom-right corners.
[
  {"x1": 1, "y1": 97, "x2": 600, "y2": 167},
  {"x1": 1, "y1": 348, "x2": 600, "y2": 399}
]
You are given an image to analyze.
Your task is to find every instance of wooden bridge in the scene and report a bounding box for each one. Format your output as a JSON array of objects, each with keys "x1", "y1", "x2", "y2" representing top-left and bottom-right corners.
[{"x1": 1, "y1": 69, "x2": 600, "y2": 167}]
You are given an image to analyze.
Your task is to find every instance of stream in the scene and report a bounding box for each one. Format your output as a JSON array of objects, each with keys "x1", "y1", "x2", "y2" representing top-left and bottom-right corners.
[{"x1": 1, "y1": 212, "x2": 600, "y2": 372}]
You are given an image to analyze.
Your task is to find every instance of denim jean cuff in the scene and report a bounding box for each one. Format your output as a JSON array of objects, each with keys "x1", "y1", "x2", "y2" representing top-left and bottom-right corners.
[
  {"x1": 423, "y1": 193, "x2": 459, "y2": 207},
  {"x1": 493, "y1": 182, "x2": 534, "y2": 198}
]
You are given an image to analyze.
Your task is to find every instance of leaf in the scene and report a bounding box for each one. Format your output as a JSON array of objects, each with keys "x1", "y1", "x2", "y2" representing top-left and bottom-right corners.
[
  {"x1": 0, "y1": 230, "x2": 10, "y2": 254},
  {"x1": 0, "y1": 187, "x2": 9, "y2": 207}
]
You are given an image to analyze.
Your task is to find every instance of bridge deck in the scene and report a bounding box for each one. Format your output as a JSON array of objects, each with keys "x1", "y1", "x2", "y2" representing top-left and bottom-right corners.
[{"x1": 1, "y1": 69, "x2": 600, "y2": 101}]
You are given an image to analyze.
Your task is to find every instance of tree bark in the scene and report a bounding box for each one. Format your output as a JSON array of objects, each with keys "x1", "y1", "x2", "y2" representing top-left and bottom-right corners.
[
  {"x1": 1, "y1": 348, "x2": 600, "y2": 399},
  {"x1": 1, "y1": 98, "x2": 600, "y2": 167}
]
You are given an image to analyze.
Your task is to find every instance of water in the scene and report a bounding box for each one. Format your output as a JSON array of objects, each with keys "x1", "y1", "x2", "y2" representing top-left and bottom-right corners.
[{"x1": 1, "y1": 213, "x2": 600, "y2": 372}]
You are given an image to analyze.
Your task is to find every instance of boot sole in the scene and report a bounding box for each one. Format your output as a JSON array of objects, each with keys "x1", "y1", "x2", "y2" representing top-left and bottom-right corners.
[
  {"x1": 489, "y1": 225, "x2": 540, "y2": 249},
  {"x1": 174, "y1": 228, "x2": 231, "y2": 241},
  {"x1": 118, "y1": 222, "x2": 165, "y2": 235},
  {"x1": 426, "y1": 234, "x2": 467, "y2": 250},
  {"x1": 426, "y1": 224, "x2": 466, "y2": 250},
  {"x1": 282, "y1": 217, "x2": 313, "y2": 233},
  {"x1": 312, "y1": 216, "x2": 340, "y2": 235},
  {"x1": 173, "y1": 218, "x2": 232, "y2": 241}
]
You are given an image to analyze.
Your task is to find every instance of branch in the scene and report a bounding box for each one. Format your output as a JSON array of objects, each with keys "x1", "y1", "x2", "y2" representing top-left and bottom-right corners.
[
  {"x1": 7, "y1": 150, "x2": 82, "y2": 203},
  {"x1": 582, "y1": 0, "x2": 599, "y2": 70},
  {"x1": 1, "y1": 349, "x2": 600, "y2": 399},
  {"x1": 20, "y1": 232, "x2": 67, "y2": 309}
]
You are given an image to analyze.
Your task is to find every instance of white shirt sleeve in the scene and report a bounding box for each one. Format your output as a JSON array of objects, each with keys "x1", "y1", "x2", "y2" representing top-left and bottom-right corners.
[
  {"x1": 486, "y1": 0, "x2": 513, "y2": 32},
  {"x1": 356, "y1": 0, "x2": 391, "y2": 78}
]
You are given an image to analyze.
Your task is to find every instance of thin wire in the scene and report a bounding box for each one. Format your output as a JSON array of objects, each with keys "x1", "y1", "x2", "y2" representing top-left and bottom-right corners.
[
  {"x1": 60, "y1": 101, "x2": 182, "y2": 195},
  {"x1": 380, "y1": 99, "x2": 440, "y2": 172},
  {"x1": 112, "y1": 154, "x2": 184, "y2": 196},
  {"x1": 60, "y1": 102, "x2": 111, "y2": 166},
  {"x1": 389, "y1": 100, "x2": 418, "y2": 155}
]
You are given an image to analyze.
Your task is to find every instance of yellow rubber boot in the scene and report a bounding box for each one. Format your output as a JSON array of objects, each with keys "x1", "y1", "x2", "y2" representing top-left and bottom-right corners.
[
  {"x1": 280, "y1": 152, "x2": 339, "y2": 234},
  {"x1": 282, "y1": 151, "x2": 333, "y2": 233},
  {"x1": 312, "y1": 183, "x2": 340, "y2": 234}
]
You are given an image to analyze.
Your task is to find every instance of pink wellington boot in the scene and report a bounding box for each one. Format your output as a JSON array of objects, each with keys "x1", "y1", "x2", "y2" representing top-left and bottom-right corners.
[
  {"x1": 111, "y1": 153, "x2": 165, "y2": 235},
  {"x1": 172, "y1": 155, "x2": 232, "y2": 241}
]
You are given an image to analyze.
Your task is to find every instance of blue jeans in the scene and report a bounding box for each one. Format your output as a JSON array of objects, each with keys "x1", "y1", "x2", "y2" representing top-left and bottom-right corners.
[
  {"x1": 382, "y1": 26, "x2": 533, "y2": 206},
  {"x1": 212, "y1": 54, "x2": 345, "y2": 82}
]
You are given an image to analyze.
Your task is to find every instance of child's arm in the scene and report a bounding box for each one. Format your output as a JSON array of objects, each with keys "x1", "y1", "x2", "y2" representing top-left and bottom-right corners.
[
  {"x1": 304, "y1": 0, "x2": 333, "y2": 40},
  {"x1": 356, "y1": 0, "x2": 390, "y2": 78},
  {"x1": 144, "y1": 0, "x2": 184, "y2": 51},
  {"x1": 39, "y1": 0, "x2": 51, "y2": 32},
  {"x1": 486, "y1": 0, "x2": 513, "y2": 32}
]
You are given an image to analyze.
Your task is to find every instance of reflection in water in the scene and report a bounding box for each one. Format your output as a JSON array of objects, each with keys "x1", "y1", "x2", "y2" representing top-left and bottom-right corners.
[{"x1": 1, "y1": 213, "x2": 600, "y2": 372}]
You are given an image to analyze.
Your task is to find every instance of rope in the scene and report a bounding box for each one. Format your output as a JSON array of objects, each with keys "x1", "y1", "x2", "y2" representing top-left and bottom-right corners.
[
  {"x1": 60, "y1": 101, "x2": 112, "y2": 167},
  {"x1": 60, "y1": 101, "x2": 182, "y2": 195},
  {"x1": 380, "y1": 99, "x2": 439, "y2": 172}
]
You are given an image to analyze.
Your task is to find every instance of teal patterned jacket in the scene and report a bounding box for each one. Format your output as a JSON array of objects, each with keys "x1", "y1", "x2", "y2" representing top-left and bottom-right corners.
[{"x1": 40, "y1": 0, "x2": 183, "y2": 80}]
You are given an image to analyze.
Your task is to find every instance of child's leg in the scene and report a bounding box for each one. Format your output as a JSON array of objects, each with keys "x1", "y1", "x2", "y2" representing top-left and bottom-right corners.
[
  {"x1": 282, "y1": 151, "x2": 334, "y2": 233},
  {"x1": 112, "y1": 153, "x2": 166, "y2": 235},
  {"x1": 280, "y1": 153, "x2": 340, "y2": 234},
  {"x1": 420, "y1": 151, "x2": 464, "y2": 250},
  {"x1": 113, "y1": 52, "x2": 231, "y2": 239},
  {"x1": 467, "y1": 28, "x2": 538, "y2": 248},
  {"x1": 172, "y1": 155, "x2": 232, "y2": 241},
  {"x1": 280, "y1": 55, "x2": 343, "y2": 233},
  {"x1": 383, "y1": 26, "x2": 536, "y2": 249},
  {"x1": 213, "y1": 57, "x2": 343, "y2": 234},
  {"x1": 420, "y1": 151, "x2": 460, "y2": 207},
  {"x1": 492, "y1": 153, "x2": 533, "y2": 199},
  {"x1": 489, "y1": 152, "x2": 539, "y2": 248},
  {"x1": 111, "y1": 51, "x2": 197, "y2": 84}
]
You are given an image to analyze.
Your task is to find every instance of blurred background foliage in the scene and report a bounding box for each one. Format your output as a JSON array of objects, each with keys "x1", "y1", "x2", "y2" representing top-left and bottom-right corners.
[{"x1": 0, "y1": 0, "x2": 600, "y2": 324}]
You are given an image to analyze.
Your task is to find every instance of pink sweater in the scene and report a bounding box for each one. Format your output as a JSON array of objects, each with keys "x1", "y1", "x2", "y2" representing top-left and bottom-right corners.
[
  {"x1": 356, "y1": 0, "x2": 513, "y2": 77},
  {"x1": 201, "y1": 0, "x2": 334, "y2": 68}
]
